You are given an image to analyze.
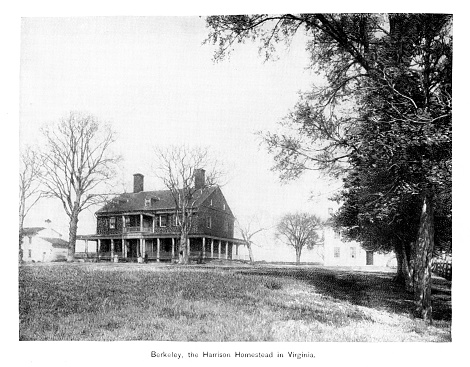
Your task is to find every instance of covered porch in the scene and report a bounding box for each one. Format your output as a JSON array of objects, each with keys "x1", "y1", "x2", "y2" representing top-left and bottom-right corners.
[{"x1": 76, "y1": 234, "x2": 246, "y2": 263}]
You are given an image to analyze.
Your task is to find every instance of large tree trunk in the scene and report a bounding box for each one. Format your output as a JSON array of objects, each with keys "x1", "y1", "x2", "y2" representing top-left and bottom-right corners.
[
  {"x1": 295, "y1": 249, "x2": 301, "y2": 264},
  {"x1": 394, "y1": 241, "x2": 414, "y2": 291},
  {"x1": 402, "y1": 242, "x2": 414, "y2": 292},
  {"x1": 246, "y1": 242, "x2": 254, "y2": 263},
  {"x1": 412, "y1": 194, "x2": 435, "y2": 321},
  {"x1": 393, "y1": 242, "x2": 406, "y2": 284},
  {"x1": 19, "y1": 212, "x2": 25, "y2": 264},
  {"x1": 67, "y1": 211, "x2": 79, "y2": 262},
  {"x1": 179, "y1": 232, "x2": 189, "y2": 264},
  {"x1": 19, "y1": 197, "x2": 26, "y2": 264}
]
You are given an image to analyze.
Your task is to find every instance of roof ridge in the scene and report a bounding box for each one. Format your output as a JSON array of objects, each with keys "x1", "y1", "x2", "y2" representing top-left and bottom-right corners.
[{"x1": 96, "y1": 185, "x2": 217, "y2": 214}]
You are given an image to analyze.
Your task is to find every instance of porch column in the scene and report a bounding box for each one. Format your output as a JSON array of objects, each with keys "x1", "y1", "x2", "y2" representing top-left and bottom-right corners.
[
  {"x1": 111, "y1": 239, "x2": 115, "y2": 259},
  {"x1": 153, "y1": 217, "x2": 155, "y2": 233},
  {"x1": 143, "y1": 239, "x2": 147, "y2": 259},
  {"x1": 225, "y1": 241, "x2": 228, "y2": 259},
  {"x1": 122, "y1": 215, "x2": 125, "y2": 233},
  {"x1": 122, "y1": 238, "x2": 126, "y2": 258},
  {"x1": 202, "y1": 237, "x2": 206, "y2": 259},
  {"x1": 218, "y1": 240, "x2": 221, "y2": 259},
  {"x1": 171, "y1": 238, "x2": 175, "y2": 259},
  {"x1": 211, "y1": 239, "x2": 214, "y2": 258},
  {"x1": 139, "y1": 238, "x2": 143, "y2": 258},
  {"x1": 97, "y1": 239, "x2": 101, "y2": 260},
  {"x1": 157, "y1": 238, "x2": 160, "y2": 262},
  {"x1": 140, "y1": 214, "x2": 143, "y2": 232}
]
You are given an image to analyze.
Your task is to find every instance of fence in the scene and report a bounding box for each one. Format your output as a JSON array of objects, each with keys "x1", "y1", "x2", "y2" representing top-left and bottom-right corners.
[{"x1": 432, "y1": 255, "x2": 452, "y2": 280}]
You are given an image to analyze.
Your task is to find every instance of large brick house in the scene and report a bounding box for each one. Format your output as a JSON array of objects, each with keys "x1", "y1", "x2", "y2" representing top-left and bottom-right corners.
[{"x1": 79, "y1": 170, "x2": 244, "y2": 262}]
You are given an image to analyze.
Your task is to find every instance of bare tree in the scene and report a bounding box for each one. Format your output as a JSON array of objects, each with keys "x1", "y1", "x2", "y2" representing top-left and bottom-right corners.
[
  {"x1": 40, "y1": 112, "x2": 120, "y2": 261},
  {"x1": 276, "y1": 212, "x2": 322, "y2": 264},
  {"x1": 236, "y1": 216, "x2": 267, "y2": 263},
  {"x1": 19, "y1": 146, "x2": 43, "y2": 261},
  {"x1": 153, "y1": 145, "x2": 223, "y2": 264}
]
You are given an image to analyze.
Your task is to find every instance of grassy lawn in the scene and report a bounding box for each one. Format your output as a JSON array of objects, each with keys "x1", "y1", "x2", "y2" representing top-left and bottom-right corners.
[{"x1": 18, "y1": 262, "x2": 451, "y2": 341}]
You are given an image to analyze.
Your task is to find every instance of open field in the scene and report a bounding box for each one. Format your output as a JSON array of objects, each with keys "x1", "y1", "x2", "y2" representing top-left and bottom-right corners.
[{"x1": 18, "y1": 262, "x2": 451, "y2": 341}]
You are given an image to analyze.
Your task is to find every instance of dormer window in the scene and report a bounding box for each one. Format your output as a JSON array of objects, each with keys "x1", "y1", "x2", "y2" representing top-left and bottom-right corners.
[
  {"x1": 109, "y1": 217, "x2": 116, "y2": 229},
  {"x1": 145, "y1": 198, "x2": 151, "y2": 207},
  {"x1": 210, "y1": 199, "x2": 213, "y2": 206}
]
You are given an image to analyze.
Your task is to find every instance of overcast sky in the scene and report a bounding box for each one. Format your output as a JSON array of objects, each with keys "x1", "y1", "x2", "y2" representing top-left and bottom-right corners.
[{"x1": 21, "y1": 16, "x2": 349, "y2": 261}]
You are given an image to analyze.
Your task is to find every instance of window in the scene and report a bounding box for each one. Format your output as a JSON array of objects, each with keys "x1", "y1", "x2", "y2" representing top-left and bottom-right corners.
[
  {"x1": 223, "y1": 203, "x2": 226, "y2": 210},
  {"x1": 28, "y1": 236, "x2": 32, "y2": 245},
  {"x1": 224, "y1": 220, "x2": 229, "y2": 231},
  {"x1": 160, "y1": 215, "x2": 168, "y2": 227},
  {"x1": 145, "y1": 198, "x2": 151, "y2": 207},
  {"x1": 125, "y1": 217, "x2": 130, "y2": 227},
  {"x1": 172, "y1": 214, "x2": 180, "y2": 226},
  {"x1": 350, "y1": 247, "x2": 356, "y2": 259},
  {"x1": 28, "y1": 249, "x2": 32, "y2": 258},
  {"x1": 210, "y1": 199, "x2": 213, "y2": 206},
  {"x1": 334, "y1": 247, "x2": 340, "y2": 258},
  {"x1": 206, "y1": 216, "x2": 212, "y2": 228},
  {"x1": 109, "y1": 217, "x2": 116, "y2": 229}
]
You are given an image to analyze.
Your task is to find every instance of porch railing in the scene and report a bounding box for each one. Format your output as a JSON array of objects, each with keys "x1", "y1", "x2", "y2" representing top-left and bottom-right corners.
[{"x1": 123, "y1": 226, "x2": 153, "y2": 233}]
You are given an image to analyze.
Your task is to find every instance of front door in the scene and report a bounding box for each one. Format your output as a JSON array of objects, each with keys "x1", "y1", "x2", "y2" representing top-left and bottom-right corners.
[
  {"x1": 128, "y1": 239, "x2": 138, "y2": 259},
  {"x1": 366, "y1": 251, "x2": 374, "y2": 265}
]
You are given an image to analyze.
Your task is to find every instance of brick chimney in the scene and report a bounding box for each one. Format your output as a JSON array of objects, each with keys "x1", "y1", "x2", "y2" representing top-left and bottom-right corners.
[
  {"x1": 133, "y1": 173, "x2": 144, "y2": 193},
  {"x1": 194, "y1": 168, "x2": 205, "y2": 190}
]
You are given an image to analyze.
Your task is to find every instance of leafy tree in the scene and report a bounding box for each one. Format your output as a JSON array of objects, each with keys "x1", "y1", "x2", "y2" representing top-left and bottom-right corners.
[
  {"x1": 153, "y1": 145, "x2": 224, "y2": 264},
  {"x1": 276, "y1": 212, "x2": 322, "y2": 264},
  {"x1": 205, "y1": 13, "x2": 452, "y2": 320},
  {"x1": 40, "y1": 112, "x2": 120, "y2": 262},
  {"x1": 19, "y1": 146, "x2": 43, "y2": 262}
]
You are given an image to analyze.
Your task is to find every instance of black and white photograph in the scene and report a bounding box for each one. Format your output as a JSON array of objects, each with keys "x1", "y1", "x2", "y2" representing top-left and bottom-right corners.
[{"x1": 7, "y1": 2, "x2": 463, "y2": 366}]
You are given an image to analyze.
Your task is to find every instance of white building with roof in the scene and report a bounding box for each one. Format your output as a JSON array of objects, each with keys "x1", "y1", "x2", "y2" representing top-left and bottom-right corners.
[{"x1": 21, "y1": 221, "x2": 68, "y2": 262}]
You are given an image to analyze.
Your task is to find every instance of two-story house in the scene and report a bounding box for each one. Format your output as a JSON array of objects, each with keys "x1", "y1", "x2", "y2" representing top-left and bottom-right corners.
[
  {"x1": 21, "y1": 222, "x2": 69, "y2": 262},
  {"x1": 320, "y1": 208, "x2": 397, "y2": 267},
  {"x1": 78, "y1": 170, "x2": 244, "y2": 262}
]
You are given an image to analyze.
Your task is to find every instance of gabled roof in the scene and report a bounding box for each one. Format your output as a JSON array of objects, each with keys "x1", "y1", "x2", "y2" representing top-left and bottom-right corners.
[
  {"x1": 22, "y1": 227, "x2": 45, "y2": 237},
  {"x1": 41, "y1": 237, "x2": 69, "y2": 249},
  {"x1": 96, "y1": 186, "x2": 218, "y2": 214}
]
